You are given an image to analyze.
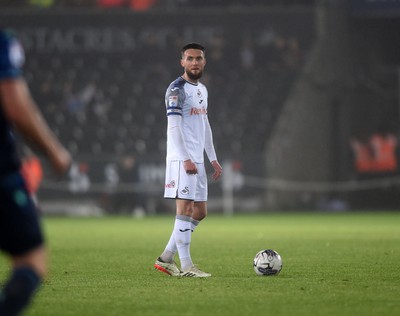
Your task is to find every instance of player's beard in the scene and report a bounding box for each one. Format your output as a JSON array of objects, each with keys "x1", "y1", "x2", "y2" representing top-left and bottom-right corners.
[{"x1": 186, "y1": 69, "x2": 203, "y2": 81}]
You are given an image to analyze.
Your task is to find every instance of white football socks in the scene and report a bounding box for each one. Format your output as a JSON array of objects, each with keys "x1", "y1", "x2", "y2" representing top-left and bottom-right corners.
[
  {"x1": 191, "y1": 218, "x2": 199, "y2": 232},
  {"x1": 173, "y1": 215, "x2": 193, "y2": 271},
  {"x1": 160, "y1": 216, "x2": 201, "y2": 271},
  {"x1": 161, "y1": 235, "x2": 177, "y2": 263}
]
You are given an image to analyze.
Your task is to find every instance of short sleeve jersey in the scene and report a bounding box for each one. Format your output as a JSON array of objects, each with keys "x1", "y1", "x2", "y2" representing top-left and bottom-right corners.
[
  {"x1": 165, "y1": 76, "x2": 209, "y2": 163},
  {"x1": 0, "y1": 29, "x2": 25, "y2": 176}
]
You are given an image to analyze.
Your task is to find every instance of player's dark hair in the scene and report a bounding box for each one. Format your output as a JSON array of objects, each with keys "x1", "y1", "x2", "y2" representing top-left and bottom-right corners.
[{"x1": 181, "y1": 43, "x2": 205, "y2": 56}]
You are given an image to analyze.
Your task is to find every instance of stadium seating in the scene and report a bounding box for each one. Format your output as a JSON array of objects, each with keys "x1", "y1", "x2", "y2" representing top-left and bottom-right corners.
[{"x1": 22, "y1": 34, "x2": 306, "y2": 158}]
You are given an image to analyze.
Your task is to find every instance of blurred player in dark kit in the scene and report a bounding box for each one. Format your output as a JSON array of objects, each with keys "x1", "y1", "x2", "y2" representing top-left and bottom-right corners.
[{"x1": 0, "y1": 28, "x2": 71, "y2": 315}]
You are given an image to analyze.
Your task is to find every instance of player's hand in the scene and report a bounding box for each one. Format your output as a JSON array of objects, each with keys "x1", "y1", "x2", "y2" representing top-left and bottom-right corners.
[
  {"x1": 211, "y1": 160, "x2": 222, "y2": 180},
  {"x1": 184, "y1": 159, "x2": 198, "y2": 175},
  {"x1": 49, "y1": 146, "x2": 72, "y2": 175}
]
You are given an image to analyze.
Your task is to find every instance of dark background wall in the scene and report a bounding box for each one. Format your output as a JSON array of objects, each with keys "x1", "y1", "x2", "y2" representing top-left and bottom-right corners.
[{"x1": 1, "y1": 0, "x2": 399, "y2": 212}]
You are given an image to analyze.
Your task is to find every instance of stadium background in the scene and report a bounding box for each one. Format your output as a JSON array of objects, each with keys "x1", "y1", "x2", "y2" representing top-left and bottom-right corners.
[{"x1": 1, "y1": 0, "x2": 399, "y2": 214}]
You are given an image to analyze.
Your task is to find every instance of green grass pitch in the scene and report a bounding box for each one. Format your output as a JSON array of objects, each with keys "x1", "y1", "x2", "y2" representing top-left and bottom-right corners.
[{"x1": 1, "y1": 212, "x2": 399, "y2": 316}]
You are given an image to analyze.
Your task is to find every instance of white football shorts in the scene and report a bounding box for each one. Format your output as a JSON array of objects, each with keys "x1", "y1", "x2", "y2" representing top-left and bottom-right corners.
[{"x1": 164, "y1": 160, "x2": 208, "y2": 202}]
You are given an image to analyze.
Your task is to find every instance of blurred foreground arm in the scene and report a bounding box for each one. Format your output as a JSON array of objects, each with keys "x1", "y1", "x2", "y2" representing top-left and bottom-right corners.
[{"x1": 0, "y1": 78, "x2": 71, "y2": 174}]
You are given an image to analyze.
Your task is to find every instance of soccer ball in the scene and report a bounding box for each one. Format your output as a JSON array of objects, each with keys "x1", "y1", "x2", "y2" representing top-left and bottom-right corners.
[{"x1": 253, "y1": 249, "x2": 283, "y2": 276}]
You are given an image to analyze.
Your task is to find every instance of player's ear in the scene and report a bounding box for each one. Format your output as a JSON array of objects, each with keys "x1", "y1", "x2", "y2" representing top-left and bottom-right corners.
[{"x1": 180, "y1": 59, "x2": 185, "y2": 67}]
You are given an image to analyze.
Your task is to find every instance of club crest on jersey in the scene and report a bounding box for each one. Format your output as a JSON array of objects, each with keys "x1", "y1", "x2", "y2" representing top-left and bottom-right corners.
[
  {"x1": 197, "y1": 89, "x2": 202, "y2": 98},
  {"x1": 9, "y1": 39, "x2": 25, "y2": 68}
]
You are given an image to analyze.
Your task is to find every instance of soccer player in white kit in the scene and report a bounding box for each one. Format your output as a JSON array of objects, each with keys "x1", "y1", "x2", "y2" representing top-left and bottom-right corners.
[{"x1": 154, "y1": 43, "x2": 222, "y2": 277}]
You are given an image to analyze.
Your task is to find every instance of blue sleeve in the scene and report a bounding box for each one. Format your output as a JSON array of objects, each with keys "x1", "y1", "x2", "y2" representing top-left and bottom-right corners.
[
  {"x1": 0, "y1": 29, "x2": 25, "y2": 80},
  {"x1": 165, "y1": 77, "x2": 185, "y2": 117}
]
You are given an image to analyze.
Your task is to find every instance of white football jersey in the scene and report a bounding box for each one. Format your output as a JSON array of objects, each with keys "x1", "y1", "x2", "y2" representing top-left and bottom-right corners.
[{"x1": 165, "y1": 76, "x2": 209, "y2": 163}]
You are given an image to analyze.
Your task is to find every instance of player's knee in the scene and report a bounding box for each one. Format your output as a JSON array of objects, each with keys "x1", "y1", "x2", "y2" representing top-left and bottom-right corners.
[
  {"x1": 31, "y1": 250, "x2": 47, "y2": 279},
  {"x1": 181, "y1": 205, "x2": 194, "y2": 217},
  {"x1": 13, "y1": 246, "x2": 47, "y2": 279}
]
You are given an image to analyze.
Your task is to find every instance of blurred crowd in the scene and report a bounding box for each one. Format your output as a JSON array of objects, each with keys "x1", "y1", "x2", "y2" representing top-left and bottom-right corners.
[
  {"x1": 1, "y1": 0, "x2": 315, "y2": 10},
  {"x1": 23, "y1": 28, "x2": 305, "y2": 157}
]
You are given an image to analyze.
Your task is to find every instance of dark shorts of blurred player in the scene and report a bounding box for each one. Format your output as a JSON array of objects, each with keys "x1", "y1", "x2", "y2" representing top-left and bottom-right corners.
[{"x1": 0, "y1": 171, "x2": 44, "y2": 256}]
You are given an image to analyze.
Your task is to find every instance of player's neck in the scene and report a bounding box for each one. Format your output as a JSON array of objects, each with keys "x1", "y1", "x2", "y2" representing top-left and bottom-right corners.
[{"x1": 182, "y1": 74, "x2": 198, "y2": 85}]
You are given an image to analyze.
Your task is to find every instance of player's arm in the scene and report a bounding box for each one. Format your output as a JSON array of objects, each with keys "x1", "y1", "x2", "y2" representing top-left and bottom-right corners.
[
  {"x1": 0, "y1": 77, "x2": 71, "y2": 174},
  {"x1": 204, "y1": 115, "x2": 222, "y2": 180},
  {"x1": 166, "y1": 86, "x2": 197, "y2": 174}
]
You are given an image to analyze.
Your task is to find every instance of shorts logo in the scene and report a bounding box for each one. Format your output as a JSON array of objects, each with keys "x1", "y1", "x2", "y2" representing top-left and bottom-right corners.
[
  {"x1": 180, "y1": 186, "x2": 190, "y2": 195},
  {"x1": 165, "y1": 180, "x2": 175, "y2": 188}
]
